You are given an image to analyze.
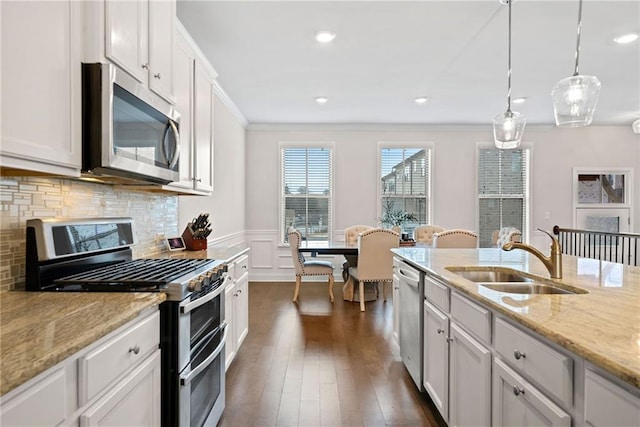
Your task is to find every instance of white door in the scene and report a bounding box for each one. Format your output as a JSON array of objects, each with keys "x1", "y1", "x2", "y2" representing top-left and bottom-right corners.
[{"x1": 423, "y1": 301, "x2": 449, "y2": 422}]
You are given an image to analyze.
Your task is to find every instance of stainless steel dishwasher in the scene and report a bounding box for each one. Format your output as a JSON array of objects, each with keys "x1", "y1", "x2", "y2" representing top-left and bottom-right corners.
[{"x1": 398, "y1": 260, "x2": 424, "y2": 390}]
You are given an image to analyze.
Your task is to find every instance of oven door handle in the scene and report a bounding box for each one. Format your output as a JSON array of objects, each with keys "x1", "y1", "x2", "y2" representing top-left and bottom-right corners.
[
  {"x1": 180, "y1": 322, "x2": 227, "y2": 386},
  {"x1": 180, "y1": 275, "x2": 230, "y2": 314}
]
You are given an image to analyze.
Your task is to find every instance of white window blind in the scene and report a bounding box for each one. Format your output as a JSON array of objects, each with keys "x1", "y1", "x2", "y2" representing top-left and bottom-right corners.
[
  {"x1": 380, "y1": 147, "x2": 430, "y2": 235},
  {"x1": 478, "y1": 147, "x2": 529, "y2": 248},
  {"x1": 282, "y1": 146, "x2": 333, "y2": 244}
]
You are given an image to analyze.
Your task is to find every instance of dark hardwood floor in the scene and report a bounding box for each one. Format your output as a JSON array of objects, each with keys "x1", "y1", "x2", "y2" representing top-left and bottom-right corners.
[{"x1": 220, "y1": 281, "x2": 445, "y2": 427}]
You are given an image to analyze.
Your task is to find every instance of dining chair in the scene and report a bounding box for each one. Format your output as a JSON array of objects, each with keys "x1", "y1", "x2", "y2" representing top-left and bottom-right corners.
[
  {"x1": 348, "y1": 228, "x2": 399, "y2": 311},
  {"x1": 342, "y1": 225, "x2": 374, "y2": 282},
  {"x1": 493, "y1": 227, "x2": 522, "y2": 247},
  {"x1": 288, "y1": 229, "x2": 334, "y2": 303},
  {"x1": 432, "y1": 229, "x2": 478, "y2": 248},
  {"x1": 414, "y1": 225, "x2": 445, "y2": 245}
]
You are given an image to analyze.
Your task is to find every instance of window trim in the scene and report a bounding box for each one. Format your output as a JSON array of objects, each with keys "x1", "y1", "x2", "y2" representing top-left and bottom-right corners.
[
  {"x1": 279, "y1": 141, "x2": 335, "y2": 245},
  {"x1": 377, "y1": 141, "x2": 434, "y2": 229},
  {"x1": 475, "y1": 142, "x2": 531, "y2": 246}
]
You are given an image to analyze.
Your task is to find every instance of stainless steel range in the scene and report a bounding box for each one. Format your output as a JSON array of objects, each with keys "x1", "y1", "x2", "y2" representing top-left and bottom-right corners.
[{"x1": 25, "y1": 217, "x2": 229, "y2": 427}]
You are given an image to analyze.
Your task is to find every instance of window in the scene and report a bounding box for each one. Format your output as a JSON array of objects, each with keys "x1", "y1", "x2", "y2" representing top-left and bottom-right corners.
[
  {"x1": 477, "y1": 147, "x2": 529, "y2": 248},
  {"x1": 281, "y1": 145, "x2": 333, "y2": 244},
  {"x1": 380, "y1": 147, "x2": 431, "y2": 235}
]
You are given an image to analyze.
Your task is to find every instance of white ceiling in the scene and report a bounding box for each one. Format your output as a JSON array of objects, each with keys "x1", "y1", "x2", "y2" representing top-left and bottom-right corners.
[{"x1": 177, "y1": 0, "x2": 640, "y2": 126}]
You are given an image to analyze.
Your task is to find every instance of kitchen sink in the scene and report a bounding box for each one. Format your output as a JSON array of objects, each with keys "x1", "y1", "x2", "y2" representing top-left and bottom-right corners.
[
  {"x1": 479, "y1": 283, "x2": 577, "y2": 295},
  {"x1": 446, "y1": 267, "x2": 588, "y2": 295},
  {"x1": 447, "y1": 269, "x2": 532, "y2": 283}
]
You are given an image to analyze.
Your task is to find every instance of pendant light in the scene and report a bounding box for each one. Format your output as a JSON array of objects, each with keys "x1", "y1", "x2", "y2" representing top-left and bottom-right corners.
[
  {"x1": 493, "y1": 0, "x2": 526, "y2": 150},
  {"x1": 551, "y1": 0, "x2": 601, "y2": 127}
]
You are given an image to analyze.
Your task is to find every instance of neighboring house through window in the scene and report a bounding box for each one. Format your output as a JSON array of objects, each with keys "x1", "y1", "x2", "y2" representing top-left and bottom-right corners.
[
  {"x1": 477, "y1": 146, "x2": 530, "y2": 247},
  {"x1": 379, "y1": 145, "x2": 432, "y2": 236},
  {"x1": 281, "y1": 144, "x2": 333, "y2": 244}
]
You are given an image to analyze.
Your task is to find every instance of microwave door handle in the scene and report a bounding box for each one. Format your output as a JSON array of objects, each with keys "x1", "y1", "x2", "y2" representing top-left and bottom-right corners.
[{"x1": 167, "y1": 119, "x2": 180, "y2": 169}]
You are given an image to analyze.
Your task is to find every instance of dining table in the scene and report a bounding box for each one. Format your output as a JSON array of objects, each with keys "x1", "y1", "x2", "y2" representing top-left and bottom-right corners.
[{"x1": 298, "y1": 242, "x2": 361, "y2": 301}]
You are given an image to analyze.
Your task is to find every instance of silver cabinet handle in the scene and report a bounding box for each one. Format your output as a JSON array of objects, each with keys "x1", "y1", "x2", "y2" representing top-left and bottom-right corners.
[
  {"x1": 154, "y1": 73, "x2": 161, "y2": 79},
  {"x1": 514, "y1": 349, "x2": 526, "y2": 360},
  {"x1": 446, "y1": 337, "x2": 454, "y2": 343},
  {"x1": 129, "y1": 345, "x2": 140, "y2": 355},
  {"x1": 437, "y1": 328, "x2": 445, "y2": 334},
  {"x1": 513, "y1": 385, "x2": 525, "y2": 396},
  {"x1": 192, "y1": 177, "x2": 202, "y2": 183},
  {"x1": 142, "y1": 63, "x2": 149, "y2": 69}
]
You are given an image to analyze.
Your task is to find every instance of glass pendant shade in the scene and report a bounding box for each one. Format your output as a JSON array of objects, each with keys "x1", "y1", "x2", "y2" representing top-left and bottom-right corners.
[
  {"x1": 493, "y1": 110, "x2": 526, "y2": 149},
  {"x1": 551, "y1": 74, "x2": 601, "y2": 127}
]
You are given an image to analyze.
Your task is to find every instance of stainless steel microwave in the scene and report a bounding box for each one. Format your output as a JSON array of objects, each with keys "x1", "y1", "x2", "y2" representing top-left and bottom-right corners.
[{"x1": 82, "y1": 63, "x2": 180, "y2": 184}]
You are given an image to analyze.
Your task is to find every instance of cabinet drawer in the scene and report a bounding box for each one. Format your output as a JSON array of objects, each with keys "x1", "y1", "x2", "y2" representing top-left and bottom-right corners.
[
  {"x1": 234, "y1": 255, "x2": 249, "y2": 280},
  {"x1": 79, "y1": 311, "x2": 160, "y2": 405},
  {"x1": 451, "y1": 291, "x2": 491, "y2": 345},
  {"x1": 494, "y1": 317, "x2": 573, "y2": 407},
  {"x1": 584, "y1": 368, "x2": 640, "y2": 426},
  {"x1": 425, "y1": 275, "x2": 450, "y2": 312}
]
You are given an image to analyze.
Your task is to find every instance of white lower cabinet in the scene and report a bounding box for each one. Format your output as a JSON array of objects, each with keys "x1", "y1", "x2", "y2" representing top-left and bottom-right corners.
[
  {"x1": 80, "y1": 350, "x2": 161, "y2": 427},
  {"x1": 584, "y1": 368, "x2": 640, "y2": 426},
  {"x1": 0, "y1": 310, "x2": 160, "y2": 426},
  {"x1": 392, "y1": 258, "x2": 400, "y2": 347},
  {"x1": 423, "y1": 300, "x2": 450, "y2": 421},
  {"x1": 493, "y1": 357, "x2": 571, "y2": 427},
  {"x1": 449, "y1": 322, "x2": 491, "y2": 426},
  {"x1": 225, "y1": 253, "x2": 249, "y2": 370}
]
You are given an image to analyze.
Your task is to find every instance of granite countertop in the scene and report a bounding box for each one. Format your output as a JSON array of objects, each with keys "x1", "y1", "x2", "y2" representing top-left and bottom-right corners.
[
  {"x1": 392, "y1": 247, "x2": 640, "y2": 389},
  {"x1": 165, "y1": 244, "x2": 249, "y2": 263},
  {"x1": 0, "y1": 291, "x2": 166, "y2": 396}
]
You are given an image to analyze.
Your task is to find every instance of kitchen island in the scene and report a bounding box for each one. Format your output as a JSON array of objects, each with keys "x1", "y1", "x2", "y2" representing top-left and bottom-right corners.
[
  {"x1": 393, "y1": 247, "x2": 639, "y2": 426},
  {"x1": 393, "y1": 247, "x2": 640, "y2": 387}
]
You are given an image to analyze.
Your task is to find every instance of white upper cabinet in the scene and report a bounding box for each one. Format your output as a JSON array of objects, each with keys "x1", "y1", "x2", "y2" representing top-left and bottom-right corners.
[
  {"x1": 1, "y1": 0, "x2": 82, "y2": 176},
  {"x1": 165, "y1": 21, "x2": 217, "y2": 194},
  {"x1": 85, "y1": 0, "x2": 175, "y2": 104}
]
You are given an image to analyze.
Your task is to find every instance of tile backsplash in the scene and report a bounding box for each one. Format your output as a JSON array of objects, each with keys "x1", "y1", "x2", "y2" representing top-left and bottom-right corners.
[{"x1": 0, "y1": 176, "x2": 179, "y2": 291}]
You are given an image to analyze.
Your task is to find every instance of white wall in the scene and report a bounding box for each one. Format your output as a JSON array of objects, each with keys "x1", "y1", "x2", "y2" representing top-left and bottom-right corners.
[
  {"x1": 246, "y1": 124, "x2": 640, "y2": 281},
  {"x1": 179, "y1": 94, "x2": 247, "y2": 247}
]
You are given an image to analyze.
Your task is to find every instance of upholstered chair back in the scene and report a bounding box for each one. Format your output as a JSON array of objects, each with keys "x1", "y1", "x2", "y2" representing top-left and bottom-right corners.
[
  {"x1": 355, "y1": 228, "x2": 400, "y2": 282},
  {"x1": 432, "y1": 229, "x2": 478, "y2": 248},
  {"x1": 494, "y1": 227, "x2": 522, "y2": 247},
  {"x1": 287, "y1": 229, "x2": 306, "y2": 275},
  {"x1": 344, "y1": 225, "x2": 373, "y2": 247},
  {"x1": 414, "y1": 225, "x2": 445, "y2": 245}
]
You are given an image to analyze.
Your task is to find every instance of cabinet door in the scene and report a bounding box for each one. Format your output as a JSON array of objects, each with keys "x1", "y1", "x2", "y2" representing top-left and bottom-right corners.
[
  {"x1": 449, "y1": 322, "x2": 491, "y2": 427},
  {"x1": 493, "y1": 358, "x2": 570, "y2": 427},
  {"x1": 1, "y1": 0, "x2": 81, "y2": 175},
  {"x1": 193, "y1": 59, "x2": 215, "y2": 193},
  {"x1": 170, "y1": 30, "x2": 195, "y2": 189},
  {"x1": 80, "y1": 350, "x2": 161, "y2": 427},
  {"x1": 423, "y1": 300, "x2": 449, "y2": 421},
  {"x1": 104, "y1": 0, "x2": 148, "y2": 84},
  {"x1": 148, "y1": 0, "x2": 175, "y2": 102},
  {"x1": 235, "y1": 273, "x2": 249, "y2": 349},
  {"x1": 224, "y1": 282, "x2": 237, "y2": 370},
  {"x1": 584, "y1": 369, "x2": 640, "y2": 427}
]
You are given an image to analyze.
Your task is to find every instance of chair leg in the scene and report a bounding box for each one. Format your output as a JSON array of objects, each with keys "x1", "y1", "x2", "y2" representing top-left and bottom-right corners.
[
  {"x1": 293, "y1": 276, "x2": 301, "y2": 302},
  {"x1": 328, "y1": 274, "x2": 334, "y2": 302},
  {"x1": 382, "y1": 281, "x2": 387, "y2": 301},
  {"x1": 359, "y1": 280, "x2": 365, "y2": 312}
]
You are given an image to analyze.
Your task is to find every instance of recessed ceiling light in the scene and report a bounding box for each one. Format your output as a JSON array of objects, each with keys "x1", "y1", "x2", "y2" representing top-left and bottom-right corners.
[
  {"x1": 512, "y1": 97, "x2": 527, "y2": 104},
  {"x1": 414, "y1": 97, "x2": 429, "y2": 104},
  {"x1": 315, "y1": 96, "x2": 328, "y2": 104},
  {"x1": 315, "y1": 31, "x2": 336, "y2": 43},
  {"x1": 613, "y1": 33, "x2": 639, "y2": 44}
]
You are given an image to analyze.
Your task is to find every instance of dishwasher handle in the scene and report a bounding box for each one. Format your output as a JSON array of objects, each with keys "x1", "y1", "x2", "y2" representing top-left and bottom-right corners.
[{"x1": 398, "y1": 266, "x2": 420, "y2": 287}]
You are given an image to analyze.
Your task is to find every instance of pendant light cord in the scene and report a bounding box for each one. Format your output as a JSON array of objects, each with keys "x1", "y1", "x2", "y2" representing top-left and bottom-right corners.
[
  {"x1": 573, "y1": 0, "x2": 583, "y2": 76},
  {"x1": 506, "y1": 0, "x2": 513, "y2": 113}
]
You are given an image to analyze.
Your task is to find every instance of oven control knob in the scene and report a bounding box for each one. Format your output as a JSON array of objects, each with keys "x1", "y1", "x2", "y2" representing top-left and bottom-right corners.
[{"x1": 188, "y1": 279, "x2": 201, "y2": 292}]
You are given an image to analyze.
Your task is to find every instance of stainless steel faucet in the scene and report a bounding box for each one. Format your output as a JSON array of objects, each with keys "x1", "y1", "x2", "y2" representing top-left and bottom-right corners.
[{"x1": 502, "y1": 228, "x2": 563, "y2": 279}]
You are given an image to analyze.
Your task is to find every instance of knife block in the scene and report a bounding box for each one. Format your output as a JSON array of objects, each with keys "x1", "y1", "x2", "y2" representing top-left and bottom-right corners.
[{"x1": 182, "y1": 225, "x2": 208, "y2": 251}]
